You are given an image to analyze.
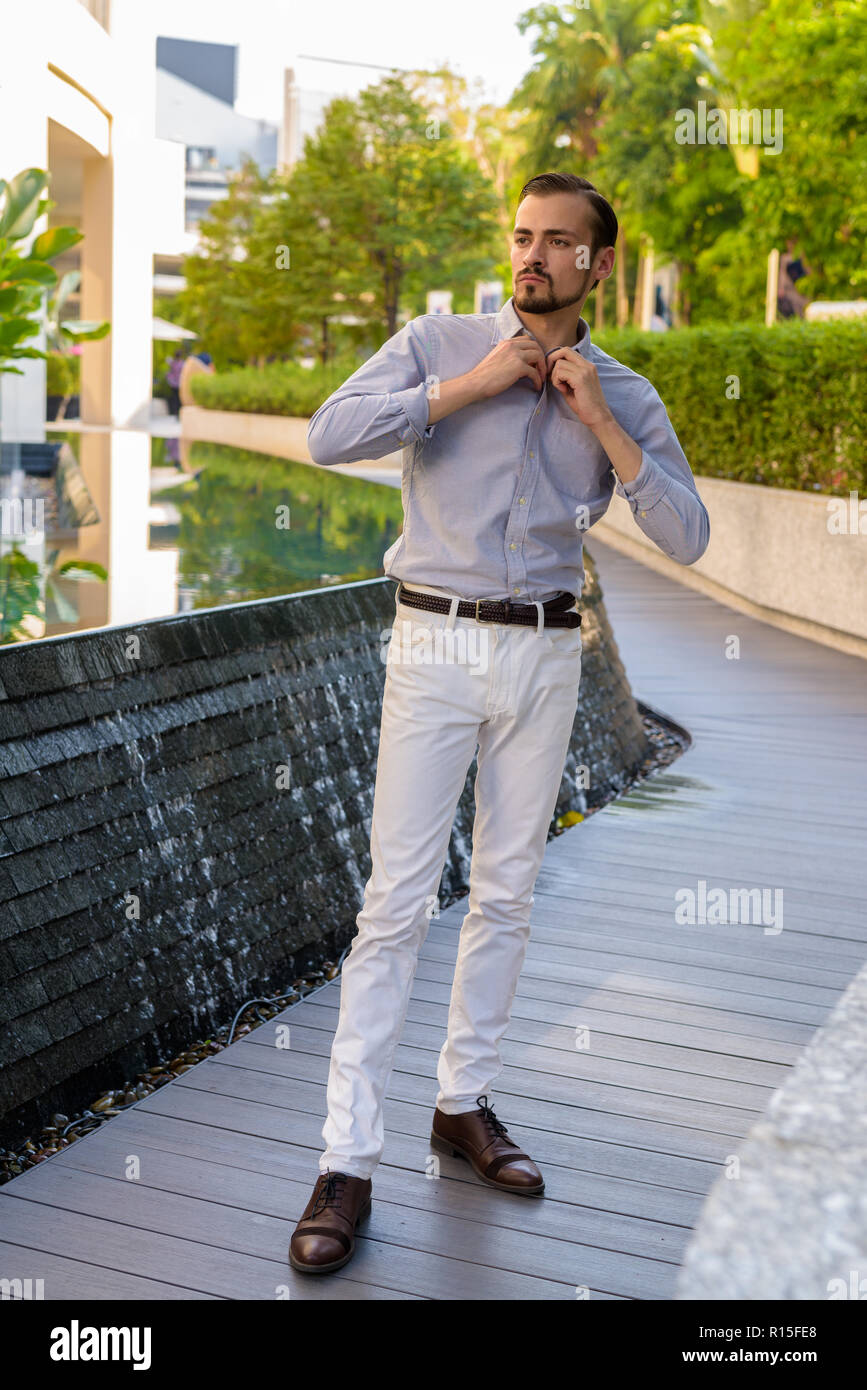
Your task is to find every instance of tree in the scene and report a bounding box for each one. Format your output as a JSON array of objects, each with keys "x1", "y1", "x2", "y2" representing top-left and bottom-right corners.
[
  {"x1": 593, "y1": 23, "x2": 746, "y2": 322},
  {"x1": 712, "y1": 0, "x2": 867, "y2": 301},
  {"x1": 289, "y1": 75, "x2": 502, "y2": 338},
  {"x1": 175, "y1": 158, "x2": 304, "y2": 368},
  {"x1": 508, "y1": 0, "x2": 673, "y2": 177}
]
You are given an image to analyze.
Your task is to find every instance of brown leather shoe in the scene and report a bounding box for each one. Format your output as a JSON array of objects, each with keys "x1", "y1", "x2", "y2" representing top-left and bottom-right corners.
[
  {"x1": 431, "y1": 1094, "x2": 544, "y2": 1195},
  {"x1": 289, "y1": 1169, "x2": 372, "y2": 1274}
]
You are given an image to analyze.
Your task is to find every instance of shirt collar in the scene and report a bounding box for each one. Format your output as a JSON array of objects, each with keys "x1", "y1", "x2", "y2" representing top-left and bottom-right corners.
[{"x1": 492, "y1": 294, "x2": 593, "y2": 359}]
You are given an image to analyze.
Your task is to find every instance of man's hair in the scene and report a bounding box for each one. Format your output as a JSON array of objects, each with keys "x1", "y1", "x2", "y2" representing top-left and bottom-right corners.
[{"x1": 517, "y1": 172, "x2": 618, "y2": 289}]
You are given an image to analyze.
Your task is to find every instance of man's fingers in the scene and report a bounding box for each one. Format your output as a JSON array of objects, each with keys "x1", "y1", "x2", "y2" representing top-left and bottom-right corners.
[
  {"x1": 518, "y1": 344, "x2": 548, "y2": 384},
  {"x1": 514, "y1": 339, "x2": 547, "y2": 360},
  {"x1": 519, "y1": 360, "x2": 544, "y2": 391}
]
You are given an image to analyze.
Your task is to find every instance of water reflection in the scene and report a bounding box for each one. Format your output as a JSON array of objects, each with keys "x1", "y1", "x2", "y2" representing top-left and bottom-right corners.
[{"x1": 13, "y1": 430, "x2": 402, "y2": 639}]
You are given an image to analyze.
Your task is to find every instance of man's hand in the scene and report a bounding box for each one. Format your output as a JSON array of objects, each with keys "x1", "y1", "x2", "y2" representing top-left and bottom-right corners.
[
  {"x1": 546, "y1": 347, "x2": 642, "y2": 485},
  {"x1": 546, "y1": 348, "x2": 614, "y2": 429},
  {"x1": 467, "y1": 337, "x2": 548, "y2": 398}
]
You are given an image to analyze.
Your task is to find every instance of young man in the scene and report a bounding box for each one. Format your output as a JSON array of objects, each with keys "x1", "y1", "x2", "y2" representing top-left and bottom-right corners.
[{"x1": 290, "y1": 172, "x2": 710, "y2": 1275}]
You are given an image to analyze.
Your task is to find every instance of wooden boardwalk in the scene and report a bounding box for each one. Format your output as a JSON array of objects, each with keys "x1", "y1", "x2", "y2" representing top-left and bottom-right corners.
[{"x1": 3, "y1": 540, "x2": 866, "y2": 1300}]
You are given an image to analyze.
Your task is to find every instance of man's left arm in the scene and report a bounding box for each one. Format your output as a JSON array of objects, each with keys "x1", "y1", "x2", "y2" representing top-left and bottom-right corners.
[
  {"x1": 595, "y1": 382, "x2": 710, "y2": 565},
  {"x1": 547, "y1": 348, "x2": 710, "y2": 565}
]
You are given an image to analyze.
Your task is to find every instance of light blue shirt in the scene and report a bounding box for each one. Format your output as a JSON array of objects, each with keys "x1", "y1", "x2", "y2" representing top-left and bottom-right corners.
[{"x1": 307, "y1": 295, "x2": 710, "y2": 602}]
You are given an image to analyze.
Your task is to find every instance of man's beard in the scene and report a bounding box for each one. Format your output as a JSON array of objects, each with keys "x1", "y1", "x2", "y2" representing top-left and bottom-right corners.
[{"x1": 514, "y1": 273, "x2": 591, "y2": 315}]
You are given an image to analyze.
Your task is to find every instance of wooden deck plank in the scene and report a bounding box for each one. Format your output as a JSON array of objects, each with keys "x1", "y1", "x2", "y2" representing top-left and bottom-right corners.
[
  {"x1": 0, "y1": 1192, "x2": 625, "y2": 1301},
  {"x1": 0, "y1": 1242, "x2": 223, "y2": 1300},
  {"x1": 52, "y1": 1113, "x2": 707, "y2": 1229}
]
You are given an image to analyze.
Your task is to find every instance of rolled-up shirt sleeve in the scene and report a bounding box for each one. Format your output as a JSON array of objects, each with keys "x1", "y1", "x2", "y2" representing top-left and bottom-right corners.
[
  {"x1": 306, "y1": 316, "x2": 436, "y2": 465},
  {"x1": 614, "y1": 380, "x2": 710, "y2": 564}
]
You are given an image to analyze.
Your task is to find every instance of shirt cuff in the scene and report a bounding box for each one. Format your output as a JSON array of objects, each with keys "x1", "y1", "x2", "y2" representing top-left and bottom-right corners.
[
  {"x1": 617, "y1": 449, "x2": 672, "y2": 513},
  {"x1": 394, "y1": 382, "x2": 435, "y2": 446}
]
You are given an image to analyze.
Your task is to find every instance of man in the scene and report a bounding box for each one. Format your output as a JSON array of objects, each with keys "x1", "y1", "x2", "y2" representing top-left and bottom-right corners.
[
  {"x1": 777, "y1": 238, "x2": 812, "y2": 320},
  {"x1": 290, "y1": 172, "x2": 709, "y2": 1275}
]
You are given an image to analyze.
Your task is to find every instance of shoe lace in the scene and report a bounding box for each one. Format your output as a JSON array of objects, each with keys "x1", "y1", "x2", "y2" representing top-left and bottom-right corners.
[
  {"x1": 476, "y1": 1094, "x2": 508, "y2": 1139},
  {"x1": 311, "y1": 1169, "x2": 348, "y2": 1217}
]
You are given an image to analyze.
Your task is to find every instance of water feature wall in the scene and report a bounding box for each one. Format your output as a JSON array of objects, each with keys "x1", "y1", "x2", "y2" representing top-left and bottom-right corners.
[{"x1": 0, "y1": 553, "x2": 647, "y2": 1142}]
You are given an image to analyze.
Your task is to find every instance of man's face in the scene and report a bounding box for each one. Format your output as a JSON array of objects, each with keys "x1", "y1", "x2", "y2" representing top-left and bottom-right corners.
[{"x1": 510, "y1": 192, "x2": 606, "y2": 315}]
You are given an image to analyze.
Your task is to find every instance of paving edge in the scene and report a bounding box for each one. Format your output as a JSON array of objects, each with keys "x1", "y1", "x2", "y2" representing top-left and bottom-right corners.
[{"x1": 675, "y1": 959, "x2": 867, "y2": 1299}]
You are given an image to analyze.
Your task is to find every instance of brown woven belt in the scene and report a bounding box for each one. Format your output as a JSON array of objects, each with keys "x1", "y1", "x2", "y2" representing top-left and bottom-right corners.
[{"x1": 396, "y1": 583, "x2": 581, "y2": 629}]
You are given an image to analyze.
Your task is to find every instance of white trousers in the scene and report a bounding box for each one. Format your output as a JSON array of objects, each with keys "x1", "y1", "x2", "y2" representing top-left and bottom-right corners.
[{"x1": 318, "y1": 581, "x2": 583, "y2": 1179}]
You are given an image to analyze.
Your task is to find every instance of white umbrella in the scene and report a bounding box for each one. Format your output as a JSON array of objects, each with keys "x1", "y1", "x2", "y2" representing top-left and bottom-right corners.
[{"x1": 153, "y1": 316, "x2": 197, "y2": 342}]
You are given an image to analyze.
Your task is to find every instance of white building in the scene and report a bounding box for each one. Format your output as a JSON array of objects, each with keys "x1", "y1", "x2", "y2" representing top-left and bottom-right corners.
[
  {"x1": 154, "y1": 36, "x2": 279, "y2": 296},
  {"x1": 0, "y1": 0, "x2": 186, "y2": 435}
]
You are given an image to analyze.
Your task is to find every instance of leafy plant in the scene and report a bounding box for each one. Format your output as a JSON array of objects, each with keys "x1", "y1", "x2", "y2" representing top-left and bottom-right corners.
[
  {"x1": 0, "y1": 544, "x2": 107, "y2": 643},
  {"x1": 0, "y1": 166, "x2": 109, "y2": 377}
]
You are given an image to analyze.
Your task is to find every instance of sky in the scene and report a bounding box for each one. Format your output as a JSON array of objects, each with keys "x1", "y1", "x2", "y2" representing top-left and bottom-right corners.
[{"x1": 145, "y1": 0, "x2": 540, "y2": 120}]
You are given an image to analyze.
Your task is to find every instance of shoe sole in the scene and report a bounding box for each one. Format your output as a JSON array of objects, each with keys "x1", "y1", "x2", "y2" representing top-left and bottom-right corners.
[
  {"x1": 430, "y1": 1130, "x2": 545, "y2": 1195},
  {"x1": 288, "y1": 1196, "x2": 372, "y2": 1274}
]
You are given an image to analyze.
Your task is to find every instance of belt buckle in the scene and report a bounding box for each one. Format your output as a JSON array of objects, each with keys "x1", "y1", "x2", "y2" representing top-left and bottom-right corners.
[{"x1": 474, "y1": 597, "x2": 510, "y2": 625}]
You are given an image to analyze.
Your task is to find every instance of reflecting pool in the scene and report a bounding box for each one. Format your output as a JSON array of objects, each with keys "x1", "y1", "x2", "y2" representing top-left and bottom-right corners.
[{"x1": 1, "y1": 429, "x2": 404, "y2": 641}]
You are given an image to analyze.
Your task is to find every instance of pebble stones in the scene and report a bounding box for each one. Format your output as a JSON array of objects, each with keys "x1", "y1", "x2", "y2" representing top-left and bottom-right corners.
[{"x1": 0, "y1": 966, "x2": 335, "y2": 1184}]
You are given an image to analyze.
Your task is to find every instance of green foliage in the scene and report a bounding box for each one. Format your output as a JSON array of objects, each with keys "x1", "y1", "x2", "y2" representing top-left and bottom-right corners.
[
  {"x1": 0, "y1": 166, "x2": 109, "y2": 375},
  {"x1": 187, "y1": 354, "x2": 363, "y2": 416},
  {"x1": 716, "y1": 0, "x2": 867, "y2": 300},
  {"x1": 151, "y1": 441, "x2": 404, "y2": 608},
  {"x1": 509, "y1": 0, "x2": 867, "y2": 323},
  {"x1": 0, "y1": 545, "x2": 107, "y2": 643},
  {"x1": 173, "y1": 159, "x2": 297, "y2": 370},
  {"x1": 509, "y1": 0, "x2": 674, "y2": 177},
  {"x1": 45, "y1": 350, "x2": 79, "y2": 396},
  {"x1": 174, "y1": 76, "x2": 503, "y2": 362},
  {"x1": 595, "y1": 318, "x2": 867, "y2": 493}
]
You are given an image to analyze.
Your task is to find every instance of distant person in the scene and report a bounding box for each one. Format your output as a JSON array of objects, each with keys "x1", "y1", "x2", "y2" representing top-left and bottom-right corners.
[
  {"x1": 777, "y1": 239, "x2": 812, "y2": 319},
  {"x1": 165, "y1": 350, "x2": 185, "y2": 416},
  {"x1": 650, "y1": 285, "x2": 671, "y2": 332},
  {"x1": 179, "y1": 350, "x2": 215, "y2": 407}
]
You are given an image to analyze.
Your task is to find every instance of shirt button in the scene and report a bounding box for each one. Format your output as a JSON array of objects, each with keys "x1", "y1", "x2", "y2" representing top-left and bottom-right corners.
[
  {"x1": 529, "y1": 452, "x2": 535, "y2": 459},
  {"x1": 640, "y1": 510, "x2": 647, "y2": 517},
  {"x1": 513, "y1": 587, "x2": 520, "y2": 594},
  {"x1": 509, "y1": 542, "x2": 516, "y2": 550},
  {"x1": 519, "y1": 497, "x2": 527, "y2": 505}
]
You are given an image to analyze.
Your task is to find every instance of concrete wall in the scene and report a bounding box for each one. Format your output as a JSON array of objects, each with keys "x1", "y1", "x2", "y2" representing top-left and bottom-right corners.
[
  {"x1": 0, "y1": 567, "x2": 648, "y2": 1145},
  {"x1": 596, "y1": 477, "x2": 867, "y2": 660}
]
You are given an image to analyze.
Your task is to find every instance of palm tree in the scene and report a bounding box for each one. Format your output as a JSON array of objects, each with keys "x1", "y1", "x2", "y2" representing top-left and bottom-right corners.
[
  {"x1": 508, "y1": 0, "x2": 671, "y2": 176},
  {"x1": 508, "y1": 1, "x2": 673, "y2": 326}
]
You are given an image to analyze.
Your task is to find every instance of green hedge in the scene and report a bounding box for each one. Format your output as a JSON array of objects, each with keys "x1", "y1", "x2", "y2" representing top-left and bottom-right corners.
[
  {"x1": 190, "y1": 320, "x2": 867, "y2": 495},
  {"x1": 593, "y1": 319, "x2": 867, "y2": 495},
  {"x1": 189, "y1": 356, "x2": 362, "y2": 420}
]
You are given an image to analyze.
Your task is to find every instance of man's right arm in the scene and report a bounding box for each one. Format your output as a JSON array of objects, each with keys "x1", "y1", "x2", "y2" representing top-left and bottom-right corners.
[
  {"x1": 307, "y1": 318, "x2": 436, "y2": 466},
  {"x1": 307, "y1": 323, "x2": 547, "y2": 464}
]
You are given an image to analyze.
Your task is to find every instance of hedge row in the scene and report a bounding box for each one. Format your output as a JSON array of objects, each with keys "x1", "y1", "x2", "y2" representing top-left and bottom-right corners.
[
  {"x1": 188, "y1": 356, "x2": 361, "y2": 421},
  {"x1": 190, "y1": 318, "x2": 867, "y2": 495},
  {"x1": 594, "y1": 319, "x2": 866, "y2": 494}
]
